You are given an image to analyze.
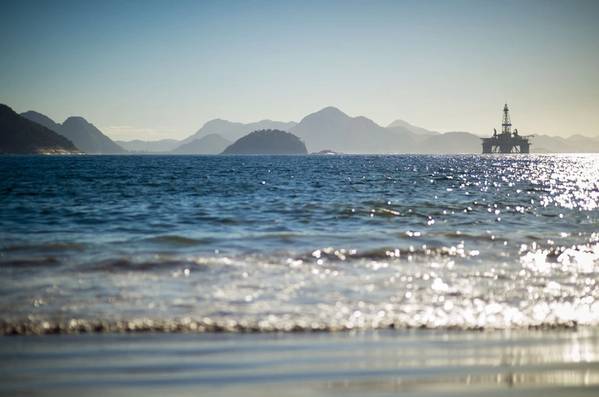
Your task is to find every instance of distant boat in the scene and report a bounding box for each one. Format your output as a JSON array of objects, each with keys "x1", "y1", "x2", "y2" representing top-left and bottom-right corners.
[{"x1": 482, "y1": 104, "x2": 532, "y2": 153}]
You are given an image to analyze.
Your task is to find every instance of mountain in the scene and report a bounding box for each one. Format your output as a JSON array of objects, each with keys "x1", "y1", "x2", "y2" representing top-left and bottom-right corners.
[
  {"x1": 387, "y1": 119, "x2": 439, "y2": 136},
  {"x1": 526, "y1": 134, "x2": 599, "y2": 153},
  {"x1": 60, "y1": 117, "x2": 125, "y2": 154},
  {"x1": 288, "y1": 106, "x2": 489, "y2": 154},
  {"x1": 182, "y1": 119, "x2": 297, "y2": 144},
  {"x1": 21, "y1": 111, "x2": 125, "y2": 154},
  {"x1": 565, "y1": 135, "x2": 599, "y2": 152},
  {"x1": 19, "y1": 110, "x2": 63, "y2": 134},
  {"x1": 416, "y1": 131, "x2": 482, "y2": 154},
  {"x1": 116, "y1": 139, "x2": 180, "y2": 153},
  {"x1": 290, "y1": 107, "x2": 409, "y2": 153},
  {"x1": 222, "y1": 130, "x2": 307, "y2": 154},
  {"x1": 0, "y1": 104, "x2": 79, "y2": 154},
  {"x1": 171, "y1": 134, "x2": 231, "y2": 154}
]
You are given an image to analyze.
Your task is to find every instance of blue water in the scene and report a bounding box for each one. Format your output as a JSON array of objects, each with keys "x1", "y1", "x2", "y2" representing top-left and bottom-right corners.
[{"x1": 0, "y1": 154, "x2": 598, "y2": 333}]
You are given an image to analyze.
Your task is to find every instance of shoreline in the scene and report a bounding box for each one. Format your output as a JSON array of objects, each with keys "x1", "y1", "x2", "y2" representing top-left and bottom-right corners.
[{"x1": 2, "y1": 328, "x2": 598, "y2": 396}]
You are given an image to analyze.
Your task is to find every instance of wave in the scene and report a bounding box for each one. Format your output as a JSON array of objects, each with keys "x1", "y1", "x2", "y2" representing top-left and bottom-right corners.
[
  {"x1": 141, "y1": 235, "x2": 216, "y2": 246},
  {"x1": 0, "y1": 314, "x2": 593, "y2": 336},
  {"x1": 1, "y1": 238, "x2": 596, "y2": 336}
]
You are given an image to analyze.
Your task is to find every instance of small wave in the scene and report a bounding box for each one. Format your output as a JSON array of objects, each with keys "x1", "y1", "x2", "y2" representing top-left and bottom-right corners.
[
  {"x1": 0, "y1": 315, "x2": 591, "y2": 336},
  {"x1": 88, "y1": 258, "x2": 210, "y2": 272},
  {"x1": 0, "y1": 256, "x2": 62, "y2": 268},
  {"x1": 142, "y1": 235, "x2": 216, "y2": 246},
  {"x1": 1, "y1": 242, "x2": 87, "y2": 253},
  {"x1": 296, "y1": 244, "x2": 485, "y2": 262}
]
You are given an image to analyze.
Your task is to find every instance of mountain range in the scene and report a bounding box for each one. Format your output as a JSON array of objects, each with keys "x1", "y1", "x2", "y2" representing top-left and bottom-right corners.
[
  {"x1": 0, "y1": 104, "x2": 79, "y2": 154},
  {"x1": 165, "y1": 106, "x2": 599, "y2": 154},
  {"x1": 3, "y1": 104, "x2": 599, "y2": 154},
  {"x1": 116, "y1": 139, "x2": 179, "y2": 153},
  {"x1": 181, "y1": 119, "x2": 298, "y2": 144},
  {"x1": 21, "y1": 111, "x2": 125, "y2": 154},
  {"x1": 172, "y1": 134, "x2": 231, "y2": 154}
]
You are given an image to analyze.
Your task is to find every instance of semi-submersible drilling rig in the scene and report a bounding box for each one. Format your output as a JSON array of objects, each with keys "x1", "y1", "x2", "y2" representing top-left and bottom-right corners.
[{"x1": 482, "y1": 104, "x2": 531, "y2": 153}]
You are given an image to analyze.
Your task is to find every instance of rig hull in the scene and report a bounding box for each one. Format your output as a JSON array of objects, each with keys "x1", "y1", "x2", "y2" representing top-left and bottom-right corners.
[{"x1": 482, "y1": 135, "x2": 530, "y2": 153}]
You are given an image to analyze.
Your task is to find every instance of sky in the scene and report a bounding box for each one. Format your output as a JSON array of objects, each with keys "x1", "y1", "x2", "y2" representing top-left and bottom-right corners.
[{"x1": 1, "y1": 0, "x2": 598, "y2": 141}]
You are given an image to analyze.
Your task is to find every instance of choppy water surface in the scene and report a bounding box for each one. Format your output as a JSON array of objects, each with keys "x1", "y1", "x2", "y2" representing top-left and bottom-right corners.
[{"x1": 0, "y1": 154, "x2": 598, "y2": 333}]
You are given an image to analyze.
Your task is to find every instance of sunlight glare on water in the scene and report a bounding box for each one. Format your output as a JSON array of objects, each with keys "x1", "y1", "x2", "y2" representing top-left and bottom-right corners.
[{"x1": 0, "y1": 154, "x2": 597, "y2": 334}]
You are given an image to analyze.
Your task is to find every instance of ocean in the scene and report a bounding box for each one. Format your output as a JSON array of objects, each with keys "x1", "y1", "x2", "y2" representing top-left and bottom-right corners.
[{"x1": 1, "y1": 154, "x2": 598, "y2": 395}]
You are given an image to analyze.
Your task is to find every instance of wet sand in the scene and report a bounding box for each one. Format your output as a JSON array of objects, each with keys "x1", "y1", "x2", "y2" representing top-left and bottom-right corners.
[{"x1": 1, "y1": 328, "x2": 598, "y2": 397}]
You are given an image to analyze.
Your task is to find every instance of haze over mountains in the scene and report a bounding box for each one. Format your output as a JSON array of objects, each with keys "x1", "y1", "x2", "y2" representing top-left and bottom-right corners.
[
  {"x1": 182, "y1": 119, "x2": 298, "y2": 144},
  {"x1": 168, "y1": 119, "x2": 297, "y2": 154},
  {"x1": 116, "y1": 139, "x2": 179, "y2": 153},
  {"x1": 289, "y1": 106, "x2": 401, "y2": 153},
  {"x1": 21, "y1": 111, "x2": 125, "y2": 154},
  {"x1": 177, "y1": 106, "x2": 599, "y2": 154},
  {"x1": 172, "y1": 134, "x2": 231, "y2": 155},
  {"x1": 3, "y1": 103, "x2": 599, "y2": 154}
]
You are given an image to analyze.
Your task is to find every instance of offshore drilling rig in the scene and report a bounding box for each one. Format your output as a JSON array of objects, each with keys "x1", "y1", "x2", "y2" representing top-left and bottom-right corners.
[{"x1": 482, "y1": 104, "x2": 531, "y2": 153}]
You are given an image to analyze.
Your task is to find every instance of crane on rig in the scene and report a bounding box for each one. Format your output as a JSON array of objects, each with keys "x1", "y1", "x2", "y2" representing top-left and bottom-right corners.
[{"x1": 482, "y1": 104, "x2": 532, "y2": 153}]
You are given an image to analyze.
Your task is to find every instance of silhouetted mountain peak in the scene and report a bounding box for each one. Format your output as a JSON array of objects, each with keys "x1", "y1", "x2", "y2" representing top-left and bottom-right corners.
[
  {"x1": 387, "y1": 119, "x2": 410, "y2": 128},
  {"x1": 291, "y1": 107, "x2": 393, "y2": 153},
  {"x1": 20, "y1": 110, "x2": 125, "y2": 154},
  {"x1": 299, "y1": 107, "x2": 381, "y2": 129},
  {"x1": 302, "y1": 106, "x2": 348, "y2": 121},
  {"x1": 1, "y1": 104, "x2": 79, "y2": 154},
  {"x1": 203, "y1": 118, "x2": 233, "y2": 127},
  {"x1": 387, "y1": 119, "x2": 439, "y2": 136},
  {"x1": 62, "y1": 116, "x2": 92, "y2": 127},
  {"x1": 20, "y1": 111, "x2": 63, "y2": 133},
  {"x1": 320, "y1": 106, "x2": 344, "y2": 113},
  {"x1": 21, "y1": 110, "x2": 56, "y2": 125}
]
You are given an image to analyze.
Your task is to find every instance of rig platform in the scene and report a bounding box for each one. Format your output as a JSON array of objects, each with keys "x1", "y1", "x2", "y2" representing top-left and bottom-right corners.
[{"x1": 482, "y1": 104, "x2": 531, "y2": 153}]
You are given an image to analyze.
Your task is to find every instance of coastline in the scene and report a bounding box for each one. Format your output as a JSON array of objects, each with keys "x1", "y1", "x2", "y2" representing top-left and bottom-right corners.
[{"x1": 2, "y1": 328, "x2": 598, "y2": 396}]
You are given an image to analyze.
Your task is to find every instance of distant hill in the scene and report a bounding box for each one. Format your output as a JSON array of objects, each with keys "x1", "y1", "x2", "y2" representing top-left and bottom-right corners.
[
  {"x1": 181, "y1": 119, "x2": 297, "y2": 145},
  {"x1": 416, "y1": 131, "x2": 482, "y2": 154},
  {"x1": 19, "y1": 111, "x2": 63, "y2": 135},
  {"x1": 222, "y1": 129, "x2": 307, "y2": 154},
  {"x1": 387, "y1": 119, "x2": 439, "y2": 136},
  {"x1": 0, "y1": 104, "x2": 79, "y2": 154},
  {"x1": 527, "y1": 134, "x2": 599, "y2": 153},
  {"x1": 116, "y1": 139, "x2": 179, "y2": 153},
  {"x1": 290, "y1": 107, "x2": 410, "y2": 153},
  {"x1": 21, "y1": 111, "x2": 125, "y2": 154},
  {"x1": 564, "y1": 135, "x2": 599, "y2": 152},
  {"x1": 172, "y1": 134, "x2": 231, "y2": 154}
]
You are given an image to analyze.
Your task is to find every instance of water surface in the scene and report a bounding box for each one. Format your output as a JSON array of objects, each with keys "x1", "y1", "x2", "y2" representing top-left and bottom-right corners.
[{"x1": 0, "y1": 154, "x2": 598, "y2": 333}]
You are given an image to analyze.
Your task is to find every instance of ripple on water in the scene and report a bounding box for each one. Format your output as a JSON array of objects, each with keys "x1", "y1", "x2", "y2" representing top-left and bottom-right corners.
[{"x1": 0, "y1": 155, "x2": 597, "y2": 334}]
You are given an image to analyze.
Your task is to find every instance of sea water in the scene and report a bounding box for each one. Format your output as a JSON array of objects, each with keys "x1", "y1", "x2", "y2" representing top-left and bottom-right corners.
[{"x1": 0, "y1": 154, "x2": 598, "y2": 333}]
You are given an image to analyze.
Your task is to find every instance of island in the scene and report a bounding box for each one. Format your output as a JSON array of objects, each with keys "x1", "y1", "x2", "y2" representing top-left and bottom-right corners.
[{"x1": 222, "y1": 129, "x2": 308, "y2": 154}]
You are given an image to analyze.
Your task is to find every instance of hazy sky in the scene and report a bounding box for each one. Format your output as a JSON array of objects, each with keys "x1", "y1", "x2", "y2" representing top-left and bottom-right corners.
[{"x1": 1, "y1": 0, "x2": 598, "y2": 140}]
